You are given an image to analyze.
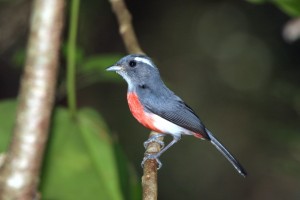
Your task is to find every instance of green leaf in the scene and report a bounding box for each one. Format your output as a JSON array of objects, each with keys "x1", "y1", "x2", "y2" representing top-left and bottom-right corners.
[
  {"x1": 80, "y1": 54, "x2": 123, "y2": 81},
  {"x1": 0, "y1": 100, "x2": 17, "y2": 152},
  {"x1": 81, "y1": 54, "x2": 122, "y2": 71},
  {"x1": 0, "y1": 100, "x2": 141, "y2": 200},
  {"x1": 274, "y1": 0, "x2": 300, "y2": 16},
  {"x1": 0, "y1": 101, "x2": 140, "y2": 199},
  {"x1": 41, "y1": 107, "x2": 124, "y2": 200},
  {"x1": 57, "y1": 54, "x2": 123, "y2": 98},
  {"x1": 78, "y1": 108, "x2": 124, "y2": 200},
  {"x1": 76, "y1": 54, "x2": 123, "y2": 85},
  {"x1": 114, "y1": 143, "x2": 142, "y2": 200},
  {"x1": 247, "y1": 0, "x2": 300, "y2": 16}
]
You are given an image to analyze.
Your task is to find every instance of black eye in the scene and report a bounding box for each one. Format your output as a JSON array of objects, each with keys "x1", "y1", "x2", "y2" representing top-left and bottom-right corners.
[{"x1": 129, "y1": 60, "x2": 137, "y2": 67}]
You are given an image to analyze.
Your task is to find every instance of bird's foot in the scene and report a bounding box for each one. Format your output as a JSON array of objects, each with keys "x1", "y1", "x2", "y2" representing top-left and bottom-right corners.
[
  {"x1": 141, "y1": 153, "x2": 162, "y2": 169},
  {"x1": 143, "y1": 135, "x2": 165, "y2": 149}
]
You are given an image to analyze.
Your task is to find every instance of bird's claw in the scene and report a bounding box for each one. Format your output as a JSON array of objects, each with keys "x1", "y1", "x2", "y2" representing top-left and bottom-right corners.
[
  {"x1": 143, "y1": 138, "x2": 165, "y2": 149},
  {"x1": 141, "y1": 153, "x2": 162, "y2": 169}
]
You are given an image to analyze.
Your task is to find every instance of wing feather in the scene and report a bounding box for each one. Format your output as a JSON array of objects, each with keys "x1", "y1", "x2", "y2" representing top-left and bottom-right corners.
[{"x1": 144, "y1": 98, "x2": 209, "y2": 139}]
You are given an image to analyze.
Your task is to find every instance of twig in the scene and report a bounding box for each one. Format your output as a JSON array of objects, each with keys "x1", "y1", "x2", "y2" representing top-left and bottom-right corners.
[
  {"x1": 108, "y1": 0, "x2": 161, "y2": 200},
  {"x1": 109, "y1": 0, "x2": 144, "y2": 54},
  {"x1": 0, "y1": 0, "x2": 65, "y2": 199}
]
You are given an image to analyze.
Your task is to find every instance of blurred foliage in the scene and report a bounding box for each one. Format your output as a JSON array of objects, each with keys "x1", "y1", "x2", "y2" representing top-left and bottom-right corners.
[
  {"x1": 71, "y1": 54, "x2": 123, "y2": 97},
  {"x1": 114, "y1": 141, "x2": 141, "y2": 200},
  {"x1": 0, "y1": 100, "x2": 16, "y2": 152},
  {"x1": 12, "y1": 45, "x2": 123, "y2": 87},
  {"x1": 60, "y1": 46, "x2": 123, "y2": 98},
  {"x1": 11, "y1": 45, "x2": 123, "y2": 100},
  {"x1": 3, "y1": 0, "x2": 137, "y2": 198},
  {"x1": 1, "y1": 0, "x2": 300, "y2": 199},
  {"x1": 0, "y1": 100, "x2": 141, "y2": 200},
  {"x1": 62, "y1": 44, "x2": 123, "y2": 99},
  {"x1": 11, "y1": 48, "x2": 26, "y2": 68},
  {"x1": 248, "y1": 0, "x2": 300, "y2": 16},
  {"x1": 62, "y1": 44, "x2": 123, "y2": 84}
]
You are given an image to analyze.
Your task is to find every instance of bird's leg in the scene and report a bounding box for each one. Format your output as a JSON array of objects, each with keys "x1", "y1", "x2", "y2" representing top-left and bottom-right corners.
[
  {"x1": 143, "y1": 133, "x2": 165, "y2": 149},
  {"x1": 142, "y1": 135, "x2": 181, "y2": 169}
]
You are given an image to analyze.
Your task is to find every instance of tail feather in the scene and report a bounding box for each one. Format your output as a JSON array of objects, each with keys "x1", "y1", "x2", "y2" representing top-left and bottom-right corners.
[{"x1": 206, "y1": 129, "x2": 247, "y2": 177}]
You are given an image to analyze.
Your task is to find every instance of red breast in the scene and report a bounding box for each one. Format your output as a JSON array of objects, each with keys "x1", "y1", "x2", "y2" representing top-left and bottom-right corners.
[{"x1": 127, "y1": 92, "x2": 163, "y2": 133}]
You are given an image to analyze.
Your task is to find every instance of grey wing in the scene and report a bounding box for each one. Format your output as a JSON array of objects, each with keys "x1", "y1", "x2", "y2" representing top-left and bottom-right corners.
[{"x1": 144, "y1": 98, "x2": 209, "y2": 139}]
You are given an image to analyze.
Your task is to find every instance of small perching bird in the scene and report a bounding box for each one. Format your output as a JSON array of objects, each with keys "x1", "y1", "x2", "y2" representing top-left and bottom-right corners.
[{"x1": 106, "y1": 54, "x2": 247, "y2": 177}]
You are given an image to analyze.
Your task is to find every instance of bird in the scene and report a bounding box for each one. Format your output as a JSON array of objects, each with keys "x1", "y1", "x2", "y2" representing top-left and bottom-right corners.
[{"x1": 106, "y1": 54, "x2": 247, "y2": 177}]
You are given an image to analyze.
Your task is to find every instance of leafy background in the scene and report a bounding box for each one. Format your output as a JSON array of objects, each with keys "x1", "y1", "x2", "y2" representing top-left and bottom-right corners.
[{"x1": 0, "y1": 0, "x2": 300, "y2": 199}]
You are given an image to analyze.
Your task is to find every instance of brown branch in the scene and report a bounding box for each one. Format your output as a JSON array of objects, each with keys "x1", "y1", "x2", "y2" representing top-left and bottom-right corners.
[
  {"x1": 109, "y1": 0, "x2": 144, "y2": 54},
  {"x1": 141, "y1": 132, "x2": 163, "y2": 200},
  {"x1": 0, "y1": 0, "x2": 65, "y2": 199},
  {"x1": 109, "y1": 0, "x2": 161, "y2": 200}
]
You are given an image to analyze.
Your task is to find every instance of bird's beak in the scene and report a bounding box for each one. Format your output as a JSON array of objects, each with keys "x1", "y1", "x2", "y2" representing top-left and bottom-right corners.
[{"x1": 106, "y1": 65, "x2": 123, "y2": 72}]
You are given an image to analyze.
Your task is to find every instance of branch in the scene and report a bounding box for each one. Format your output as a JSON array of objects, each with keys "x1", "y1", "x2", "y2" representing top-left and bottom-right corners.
[
  {"x1": 141, "y1": 132, "x2": 163, "y2": 200},
  {"x1": 108, "y1": 1, "x2": 161, "y2": 200},
  {"x1": 0, "y1": 0, "x2": 65, "y2": 199},
  {"x1": 109, "y1": 0, "x2": 144, "y2": 54}
]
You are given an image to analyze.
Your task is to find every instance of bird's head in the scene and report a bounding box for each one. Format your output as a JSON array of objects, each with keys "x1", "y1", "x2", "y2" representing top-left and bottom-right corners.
[{"x1": 106, "y1": 54, "x2": 160, "y2": 90}]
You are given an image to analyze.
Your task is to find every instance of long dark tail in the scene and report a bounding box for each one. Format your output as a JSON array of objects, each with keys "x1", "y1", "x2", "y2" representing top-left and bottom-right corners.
[{"x1": 206, "y1": 129, "x2": 247, "y2": 177}]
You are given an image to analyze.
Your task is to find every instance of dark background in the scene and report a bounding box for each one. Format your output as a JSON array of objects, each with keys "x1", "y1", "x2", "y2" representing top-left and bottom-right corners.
[{"x1": 1, "y1": 0, "x2": 300, "y2": 199}]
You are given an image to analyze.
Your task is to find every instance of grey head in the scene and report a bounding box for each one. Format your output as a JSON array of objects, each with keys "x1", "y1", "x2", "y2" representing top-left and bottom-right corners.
[{"x1": 106, "y1": 54, "x2": 162, "y2": 91}]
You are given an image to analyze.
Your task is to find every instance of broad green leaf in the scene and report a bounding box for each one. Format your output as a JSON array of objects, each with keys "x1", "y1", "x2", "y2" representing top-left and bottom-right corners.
[
  {"x1": 41, "y1": 107, "x2": 124, "y2": 200},
  {"x1": 78, "y1": 108, "x2": 124, "y2": 200},
  {"x1": 0, "y1": 100, "x2": 16, "y2": 151},
  {"x1": 0, "y1": 101, "x2": 139, "y2": 199},
  {"x1": 114, "y1": 143, "x2": 142, "y2": 200}
]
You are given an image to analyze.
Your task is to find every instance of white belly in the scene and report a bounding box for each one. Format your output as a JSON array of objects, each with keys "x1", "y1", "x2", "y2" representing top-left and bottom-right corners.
[{"x1": 150, "y1": 113, "x2": 194, "y2": 137}]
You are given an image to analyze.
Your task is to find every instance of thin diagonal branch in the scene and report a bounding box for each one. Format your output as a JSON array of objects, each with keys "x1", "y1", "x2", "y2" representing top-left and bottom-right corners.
[
  {"x1": 109, "y1": 0, "x2": 144, "y2": 54},
  {"x1": 108, "y1": 0, "x2": 161, "y2": 200},
  {"x1": 0, "y1": 0, "x2": 65, "y2": 199}
]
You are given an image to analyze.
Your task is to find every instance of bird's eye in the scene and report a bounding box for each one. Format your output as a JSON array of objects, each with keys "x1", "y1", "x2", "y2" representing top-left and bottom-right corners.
[{"x1": 129, "y1": 60, "x2": 137, "y2": 67}]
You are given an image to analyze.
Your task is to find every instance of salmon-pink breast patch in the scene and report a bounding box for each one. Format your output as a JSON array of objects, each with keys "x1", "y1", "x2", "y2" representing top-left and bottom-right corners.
[{"x1": 127, "y1": 92, "x2": 162, "y2": 133}]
